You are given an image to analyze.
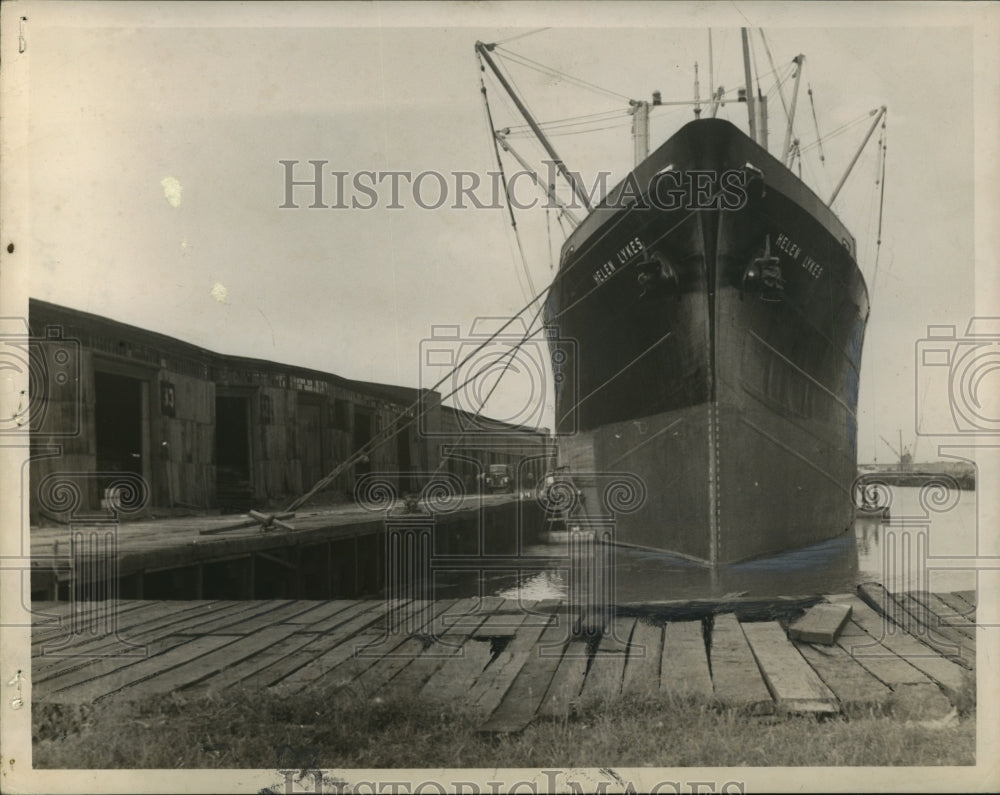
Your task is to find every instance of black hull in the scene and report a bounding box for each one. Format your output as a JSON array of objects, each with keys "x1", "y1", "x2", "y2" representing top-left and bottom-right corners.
[{"x1": 545, "y1": 119, "x2": 869, "y2": 565}]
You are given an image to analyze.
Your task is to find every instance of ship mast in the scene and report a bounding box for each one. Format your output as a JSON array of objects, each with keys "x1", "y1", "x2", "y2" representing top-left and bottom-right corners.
[
  {"x1": 475, "y1": 41, "x2": 593, "y2": 211},
  {"x1": 741, "y1": 28, "x2": 757, "y2": 143},
  {"x1": 782, "y1": 55, "x2": 805, "y2": 165},
  {"x1": 630, "y1": 99, "x2": 651, "y2": 166}
]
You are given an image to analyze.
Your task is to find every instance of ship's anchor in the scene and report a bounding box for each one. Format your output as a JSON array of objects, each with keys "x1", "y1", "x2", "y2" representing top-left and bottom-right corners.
[
  {"x1": 636, "y1": 250, "x2": 679, "y2": 298},
  {"x1": 741, "y1": 236, "x2": 785, "y2": 302}
]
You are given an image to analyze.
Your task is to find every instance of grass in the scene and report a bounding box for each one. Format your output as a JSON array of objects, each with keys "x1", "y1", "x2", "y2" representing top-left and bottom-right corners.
[{"x1": 33, "y1": 690, "x2": 975, "y2": 769}]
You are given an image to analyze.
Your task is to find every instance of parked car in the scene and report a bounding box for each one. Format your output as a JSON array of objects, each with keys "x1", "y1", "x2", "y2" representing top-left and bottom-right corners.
[
  {"x1": 483, "y1": 463, "x2": 514, "y2": 493},
  {"x1": 536, "y1": 467, "x2": 582, "y2": 510}
]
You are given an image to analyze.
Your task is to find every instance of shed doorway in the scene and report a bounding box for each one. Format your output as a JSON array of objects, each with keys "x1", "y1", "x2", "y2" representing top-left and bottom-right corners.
[
  {"x1": 94, "y1": 371, "x2": 145, "y2": 489},
  {"x1": 215, "y1": 395, "x2": 253, "y2": 512}
]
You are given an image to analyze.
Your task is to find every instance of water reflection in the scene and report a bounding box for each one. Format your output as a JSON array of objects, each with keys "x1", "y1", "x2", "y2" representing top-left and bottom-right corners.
[{"x1": 431, "y1": 486, "x2": 977, "y2": 602}]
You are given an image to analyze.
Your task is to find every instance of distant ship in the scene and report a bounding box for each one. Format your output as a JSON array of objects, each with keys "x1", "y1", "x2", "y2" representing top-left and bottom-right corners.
[{"x1": 478, "y1": 31, "x2": 882, "y2": 564}]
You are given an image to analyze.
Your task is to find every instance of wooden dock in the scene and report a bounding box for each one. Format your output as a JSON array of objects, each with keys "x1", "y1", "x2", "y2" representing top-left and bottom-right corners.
[
  {"x1": 30, "y1": 587, "x2": 976, "y2": 730},
  {"x1": 28, "y1": 493, "x2": 528, "y2": 601}
]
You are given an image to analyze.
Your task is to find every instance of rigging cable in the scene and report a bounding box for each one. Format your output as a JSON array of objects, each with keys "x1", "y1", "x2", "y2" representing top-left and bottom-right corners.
[
  {"x1": 546, "y1": 199, "x2": 555, "y2": 270},
  {"x1": 427, "y1": 295, "x2": 550, "y2": 480},
  {"x1": 871, "y1": 113, "x2": 888, "y2": 292},
  {"x1": 543, "y1": 121, "x2": 634, "y2": 138},
  {"x1": 758, "y1": 30, "x2": 790, "y2": 120},
  {"x1": 478, "y1": 52, "x2": 537, "y2": 302},
  {"x1": 503, "y1": 108, "x2": 631, "y2": 137},
  {"x1": 798, "y1": 110, "x2": 872, "y2": 153},
  {"x1": 765, "y1": 63, "x2": 794, "y2": 103},
  {"x1": 494, "y1": 28, "x2": 550, "y2": 46},
  {"x1": 494, "y1": 46, "x2": 632, "y2": 102},
  {"x1": 286, "y1": 283, "x2": 553, "y2": 512},
  {"x1": 807, "y1": 83, "x2": 826, "y2": 165},
  {"x1": 505, "y1": 108, "x2": 628, "y2": 131},
  {"x1": 555, "y1": 208, "x2": 572, "y2": 240}
]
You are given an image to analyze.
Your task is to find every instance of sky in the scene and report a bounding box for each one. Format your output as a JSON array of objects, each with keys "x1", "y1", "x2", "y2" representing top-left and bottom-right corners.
[{"x1": 15, "y1": 2, "x2": 995, "y2": 465}]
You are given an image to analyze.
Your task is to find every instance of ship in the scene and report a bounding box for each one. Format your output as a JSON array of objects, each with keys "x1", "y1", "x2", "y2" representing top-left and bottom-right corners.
[{"x1": 477, "y1": 32, "x2": 881, "y2": 565}]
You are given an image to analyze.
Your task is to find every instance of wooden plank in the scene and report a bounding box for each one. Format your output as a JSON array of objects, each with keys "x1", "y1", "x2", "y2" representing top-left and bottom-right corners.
[
  {"x1": 408, "y1": 600, "x2": 511, "y2": 703},
  {"x1": 619, "y1": 594, "x2": 822, "y2": 623},
  {"x1": 479, "y1": 610, "x2": 572, "y2": 733},
  {"x1": 708, "y1": 613, "x2": 773, "y2": 714},
  {"x1": 30, "y1": 601, "x2": 73, "y2": 630},
  {"x1": 268, "y1": 600, "x2": 409, "y2": 694},
  {"x1": 860, "y1": 583, "x2": 970, "y2": 665},
  {"x1": 336, "y1": 600, "x2": 460, "y2": 698},
  {"x1": 896, "y1": 592, "x2": 975, "y2": 666},
  {"x1": 831, "y1": 595, "x2": 968, "y2": 703},
  {"x1": 858, "y1": 583, "x2": 913, "y2": 632},
  {"x1": 185, "y1": 629, "x2": 320, "y2": 694},
  {"x1": 933, "y1": 590, "x2": 978, "y2": 625},
  {"x1": 31, "y1": 599, "x2": 167, "y2": 644},
  {"x1": 741, "y1": 621, "x2": 838, "y2": 714},
  {"x1": 284, "y1": 628, "x2": 390, "y2": 696},
  {"x1": 32, "y1": 600, "x2": 215, "y2": 665},
  {"x1": 621, "y1": 620, "x2": 662, "y2": 698},
  {"x1": 535, "y1": 638, "x2": 589, "y2": 718},
  {"x1": 660, "y1": 620, "x2": 713, "y2": 701},
  {"x1": 436, "y1": 595, "x2": 505, "y2": 636},
  {"x1": 116, "y1": 623, "x2": 308, "y2": 697},
  {"x1": 468, "y1": 601, "x2": 561, "y2": 716},
  {"x1": 794, "y1": 641, "x2": 893, "y2": 717},
  {"x1": 282, "y1": 600, "x2": 358, "y2": 624},
  {"x1": 834, "y1": 617, "x2": 931, "y2": 687},
  {"x1": 787, "y1": 603, "x2": 852, "y2": 645},
  {"x1": 578, "y1": 617, "x2": 636, "y2": 705},
  {"x1": 418, "y1": 634, "x2": 494, "y2": 705},
  {"x1": 954, "y1": 590, "x2": 976, "y2": 608},
  {"x1": 41, "y1": 634, "x2": 239, "y2": 704},
  {"x1": 473, "y1": 602, "x2": 535, "y2": 638},
  {"x1": 380, "y1": 598, "x2": 487, "y2": 697},
  {"x1": 304, "y1": 600, "x2": 384, "y2": 639},
  {"x1": 153, "y1": 600, "x2": 279, "y2": 635},
  {"x1": 207, "y1": 601, "x2": 322, "y2": 634},
  {"x1": 337, "y1": 635, "x2": 429, "y2": 698},
  {"x1": 32, "y1": 602, "x2": 256, "y2": 683},
  {"x1": 912, "y1": 591, "x2": 977, "y2": 639},
  {"x1": 856, "y1": 586, "x2": 973, "y2": 671},
  {"x1": 31, "y1": 599, "x2": 157, "y2": 647}
]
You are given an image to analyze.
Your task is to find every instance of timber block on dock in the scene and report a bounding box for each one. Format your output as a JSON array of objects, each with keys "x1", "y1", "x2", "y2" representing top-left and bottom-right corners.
[{"x1": 787, "y1": 602, "x2": 852, "y2": 645}]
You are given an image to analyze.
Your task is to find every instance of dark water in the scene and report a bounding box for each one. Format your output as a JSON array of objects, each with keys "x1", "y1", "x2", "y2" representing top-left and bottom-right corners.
[{"x1": 433, "y1": 486, "x2": 977, "y2": 602}]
